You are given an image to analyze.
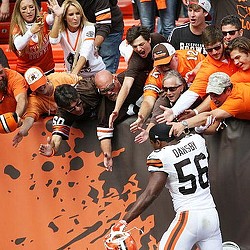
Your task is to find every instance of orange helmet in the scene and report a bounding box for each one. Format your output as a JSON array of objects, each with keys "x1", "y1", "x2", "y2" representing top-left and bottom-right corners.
[
  {"x1": 0, "y1": 112, "x2": 18, "y2": 133},
  {"x1": 104, "y1": 230, "x2": 137, "y2": 250}
]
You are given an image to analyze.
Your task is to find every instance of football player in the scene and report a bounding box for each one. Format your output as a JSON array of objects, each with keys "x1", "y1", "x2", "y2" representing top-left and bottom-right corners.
[{"x1": 111, "y1": 123, "x2": 222, "y2": 250}]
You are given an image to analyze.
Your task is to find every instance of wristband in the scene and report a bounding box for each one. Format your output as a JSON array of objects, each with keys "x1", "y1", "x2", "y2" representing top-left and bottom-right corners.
[
  {"x1": 193, "y1": 109, "x2": 199, "y2": 115},
  {"x1": 47, "y1": 148, "x2": 55, "y2": 157}
]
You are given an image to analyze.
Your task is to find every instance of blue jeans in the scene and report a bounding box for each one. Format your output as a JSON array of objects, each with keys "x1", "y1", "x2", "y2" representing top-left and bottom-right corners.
[
  {"x1": 99, "y1": 31, "x2": 123, "y2": 74},
  {"x1": 140, "y1": 0, "x2": 178, "y2": 39}
]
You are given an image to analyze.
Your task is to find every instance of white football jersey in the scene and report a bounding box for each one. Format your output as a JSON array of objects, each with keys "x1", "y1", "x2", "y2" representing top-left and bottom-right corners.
[
  {"x1": 50, "y1": 24, "x2": 105, "y2": 76},
  {"x1": 147, "y1": 133, "x2": 215, "y2": 212}
]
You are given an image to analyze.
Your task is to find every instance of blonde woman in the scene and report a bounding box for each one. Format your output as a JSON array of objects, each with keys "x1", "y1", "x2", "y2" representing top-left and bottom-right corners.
[
  {"x1": 9, "y1": 0, "x2": 58, "y2": 75},
  {"x1": 49, "y1": 0, "x2": 105, "y2": 77}
]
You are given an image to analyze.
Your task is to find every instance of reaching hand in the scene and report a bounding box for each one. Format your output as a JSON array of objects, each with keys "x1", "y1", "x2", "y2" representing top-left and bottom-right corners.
[
  {"x1": 104, "y1": 153, "x2": 113, "y2": 172},
  {"x1": 111, "y1": 220, "x2": 127, "y2": 232},
  {"x1": 39, "y1": 137, "x2": 54, "y2": 157},
  {"x1": 156, "y1": 106, "x2": 174, "y2": 124},
  {"x1": 130, "y1": 114, "x2": 144, "y2": 133},
  {"x1": 12, "y1": 131, "x2": 24, "y2": 147},
  {"x1": 109, "y1": 111, "x2": 118, "y2": 128},
  {"x1": 134, "y1": 128, "x2": 149, "y2": 144}
]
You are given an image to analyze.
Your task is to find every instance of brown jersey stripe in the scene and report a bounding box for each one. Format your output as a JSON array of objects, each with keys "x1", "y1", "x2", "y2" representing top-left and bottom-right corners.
[
  {"x1": 165, "y1": 211, "x2": 189, "y2": 250},
  {"x1": 147, "y1": 159, "x2": 163, "y2": 168}
]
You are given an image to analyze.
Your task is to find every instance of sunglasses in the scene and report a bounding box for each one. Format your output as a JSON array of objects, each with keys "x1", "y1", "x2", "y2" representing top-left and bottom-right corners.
[
  {"x1": 162, "y1": 85, "x2": 181, "y2": 92},
  {"x1": 205, "y1": 43, "x2": 222, "y2": 53},
  {"x1": 222, "y1": 29, "x2": 240, "y2": 36},
  {"x1": 98, "y1": 79, "x2": 115, "y2": 95},
  {"x1": 66, "y1": 99, "x2": 82, "y2": 112}
]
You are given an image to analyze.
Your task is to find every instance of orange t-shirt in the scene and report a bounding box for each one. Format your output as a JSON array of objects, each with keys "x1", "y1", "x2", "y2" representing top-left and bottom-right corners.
[
  {"x1": 0, "y1": 68, "x2": 28, "y2": 114},
  {"x1": 189, "y1": 55, "x2": 238, "y2": 99},
  {"x1": 12, "y1": 13, "x2": 55, "y2": 74},
  {"x1": 210, "y1": 83, "x2": 250, "y2": 120},
  {"x1": 230, "y1": 68, "x2": 250, "y2": 84}
]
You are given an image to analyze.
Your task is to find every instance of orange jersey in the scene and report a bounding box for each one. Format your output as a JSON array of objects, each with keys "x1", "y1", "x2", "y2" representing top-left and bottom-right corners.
[
  {"x1": 12, "y1": 13, "x2": 55, "y2": 74},
  {"x1": 230, "y1": 68, "x2": 250, "y2": 83},
  {"x1": 176, "y1": 49, "x2": 205, "y2": 77},
  {"x1": 144, "y1": 49, "x2": 205, "y2": 99},
  {"x1": 210, "y1": 83, "x2": 250, "y2": 120},
  {"x1": 189, "y1": 55, "x2": 238, "y2": 99},
  {"x1": 0, "y1": 68, "x2": 27, "y2": 114}
]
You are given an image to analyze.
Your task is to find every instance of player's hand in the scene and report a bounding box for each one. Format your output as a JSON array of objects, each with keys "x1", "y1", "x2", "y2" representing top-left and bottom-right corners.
[
  {"x1": 111, "y1": 220, "x2": 127, "y2": 232},
  {"x1": 39, "y1": 137, "x2": 54, "y2": 157},
  {"x1": 168, "y1": 122, "x2": 185, "y2": 137},
  {"x1": 104, "y1": 153, "x2": 113, "y2": 172},
  {"x1": 134, "y1": 128, "x2": 149, "y2": 144},
  {"x1": 156, "y1": 106, "x2": 174, "y2": 124},
  {"x1": 130, "y1": 114, "x2": 144, "y2": 133},
  {"x1": 109, "y1": 111, "x2": 118, "y2": 128}
]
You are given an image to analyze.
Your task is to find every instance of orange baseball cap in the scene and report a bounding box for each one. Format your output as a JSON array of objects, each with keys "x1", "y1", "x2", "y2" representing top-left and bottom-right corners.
[
  {"x1": 152, "y1": 43, "x2": 176, "y2": 67},
  {"x1": 24, "y1": 66, "x2": 46, "y2": 91}
]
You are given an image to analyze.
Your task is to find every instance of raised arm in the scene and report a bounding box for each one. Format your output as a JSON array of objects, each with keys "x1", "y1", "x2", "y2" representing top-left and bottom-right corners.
[
  {"x1": 15, "y1": 92, "x2": 27, "y2": 118},
  {"x1": 112, "y1": 171, "x2": 167, "y2": 227},
  {"x1": 12, "y1": 117, "x2": 35, "y2": 147},
  {"x1": 109, "y1": 76, "x2": 134, "y2": 127},
  {"x1": 169, "y1": 108, "x2": 232, "y2": 137},
  {"x1": 100, "y1": 138, "x2": 113, "y2": 172}
]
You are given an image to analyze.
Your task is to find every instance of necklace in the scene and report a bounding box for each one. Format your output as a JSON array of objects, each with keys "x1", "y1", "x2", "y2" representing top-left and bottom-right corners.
[{"x1": 66, "y1": 28, "x2": 81, "y2": 51}]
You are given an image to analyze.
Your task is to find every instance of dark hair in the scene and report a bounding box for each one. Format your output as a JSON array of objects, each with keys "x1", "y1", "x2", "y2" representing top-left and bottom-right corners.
[
  {"x1": 220, "y1": 15, "x2": 242, "y2": 30},
  {"x1": 149, "y1": 123, "x2": 175, "y2": 143},
  {"x1": 54, "y1": 84, "x2": 79, "y2": 109},
  {"x1": 126, "y1": 25, "x2": 150, "y2": 44},
  {"x1": 226, "y1": 36, "x2": 250, "y2": 55},
  {"x1": 202, "y1": 25, "x2": 224, "y2": 46}
]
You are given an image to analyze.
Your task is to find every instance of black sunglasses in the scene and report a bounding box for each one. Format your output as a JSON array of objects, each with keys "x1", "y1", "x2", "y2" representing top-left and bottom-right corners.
[
  {"x1": 67, "y1": 99, "x2": 82, "y2": 112},
  {"x1": 162, "y1": 85, "x2": 181, "y2": 92},
  {"x1": 222, "y1": 29, "x2": 240, "y2": 36},
  {"x1": 205, "y1": 43, "x2": 222, "y2": 53}
]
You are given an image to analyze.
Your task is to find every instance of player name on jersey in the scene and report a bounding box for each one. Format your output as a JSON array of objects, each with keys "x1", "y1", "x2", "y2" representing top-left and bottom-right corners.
[{"x1": 172, "y1": 141, "x2": 197, "y2": 158}]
